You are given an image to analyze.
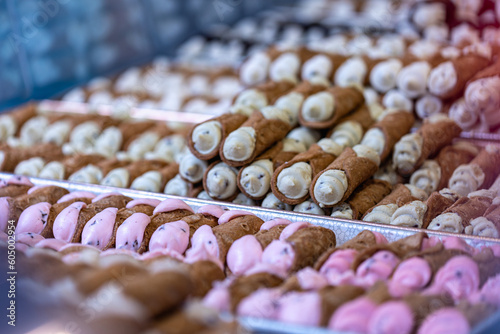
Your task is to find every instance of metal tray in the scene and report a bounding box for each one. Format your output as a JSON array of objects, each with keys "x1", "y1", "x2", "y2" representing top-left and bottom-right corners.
[{"x1": 2, "y1": 171, "x2": 500, "y2": 334}]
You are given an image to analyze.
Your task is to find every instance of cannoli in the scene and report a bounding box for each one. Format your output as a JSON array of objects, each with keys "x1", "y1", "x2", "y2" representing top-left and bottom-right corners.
[
  {"x1": 466, "y1": 203, "x2": 500, "y2": 238},
  {"x1": 220, "y1": 108, "x2": 293, "y2": 167},
  {"x1": 61, "y1": 119, "x2": 119, "y2": 155},
  {"x1": 334, "y1": 56, "x2": 385, "y2": 88},
  {"x1": 0, "y1": 175, "x2": 33, "y2": 198},
  {"x1": 363, "y1": 184, "x2": 428, "y2": 224},
  {"x1": 298, "y1": 85, "x2": 365, "y2": 129},
  {"x1": 123, "y1": 123, "x2": 174, "y2": 160},
  {"x1": 238, "y1": 138, "x2": 307, "y2": 200},
  {"x1": 326, "y1": 104, "x2": 377, "y2": 149},
  {"x1": 330, "y1": 179, "x2": 393, "y2": 220},
  {"x1": 0, "y1": 103, "x2": 36, "y2": 140},
  {"x1": 449, "y1": 144, "x2": 500, "y2": 196},
  {"x1": 448, "y1": 97, "x2": 478, "y2": 131},
  {"x1": 293, "y1": 200, "x2": 325, "y2": 215},
  {"x1": 428, "y1": 53, "x2": 491, "y2": 100},
  {"x1": 382, "y1": 89, "x2": 414, "y2": 112},
  {"x1": 203, "y1": 161, "x2": 239, "y2": 201},
  {"x1": 239, "y1": 47, "x2": 285, "y2": 86},
  {"x1": 230, "y1": 80, "x2": 296, "y2": 116},
  {"x1": 13, "y1": 157, "x2": 46, "y2": 177},
  {"x1": 410, "y1": 142, "x2": 478, "y2": 195},
  {"x1": 270, "y1": 141, "x2": 342, "y2": 206},
  {"x1": 369, "y1": 58, "x2": 404, "y2": 93},
  {"x1": 38, "y1": 154, "x2": 104, "y2": 180},
  {"x1": 397, "y1": 61, "x2": 438, "y2": 99},
  {"x1": 187, "y1": 113, "x2": 248, "y2": 160},
  {"x1": 393, "y1": 114, "x2": 462, "y2": 176},
  {"x1": 361, "y1": 110, "x2": 415, "y2": 163},
  {"x1": 301, "y1": 52, "x2": 348, "y2": 82},
  {"x1": 286, "y1": 127, "x2": 321, "y2": 150},
  {"x1": 164, "y1": 174, "x2": 203, "y2": 198},
  {"x1": 311, "y1": 145, "x2": 380, "y2": 208},
  {"x1": 373, "y1": 160, "x2": 404, "y2": 186},
  {"x1": 143, "y1": 134, "x2": 186, "y2": 163},
  {"x1": 415, "y1": 94, "x2": 444, "y2": 119},
  {"x1": 427, "y1": 190, "x2": 494, "y2": 233},
  {"x1": 1, "y1": 186, "x2": 69, "y2": 231},
  {"x1": 68, "y1": 158, "x2": 130, "y2": 184},
  {"x1": 261, "y1": 192, "x2": 293, "y2": 211},
  {"x1": 268, "y1": 49, "x2": 306, "y2": 83},
  {"x1": 0, "y1": 143, "x2": 64, "y2": 172},
  {"x1": 101, "y1": 159, "x2": 168, "y2": 188},
  {"x1": 130, "y1": 163, "x2": 179, "y2": 193}
]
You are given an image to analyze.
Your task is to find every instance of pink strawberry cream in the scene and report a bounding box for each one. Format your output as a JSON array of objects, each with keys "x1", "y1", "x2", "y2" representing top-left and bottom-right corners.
[
  {"x1": 53, "y1": 201, "x2": 86, "y2": 242},
  {"x1": 203, "y1": 284, "x2": 231, "y2": 312},
  {"x1": 115, "y1": 213, "x2": 151, "y2": 251},
  {"x1": 373, "y1": 231, "x2": 389, "y2": 244},
  {"x1": 424, "y1": 256, "x2": 480, "y2": 302},
  {"x1": 197, "y1": 205, "x2": 225, "y2": 218},
  {"x1": 296, "y1": 267, "x2": 328, "y2": 290},
  {"x1": 356, "y1": 250, "x2": 400, "y2": 285},
  {"x1": 227, "y1": 235, "x2": 263, "y2": 276},
  {"x1": 329, "y1": 297, "x2": 378, "y2": 333},
  {"x1": 279, "y1": 221, "x2": 311, "y2": 241},
  {"x1": 218, "y1": 210, "x2": 254, "y2": 224},
  {"x1": 153, "y1": 198, "x2": 193, "y2": 215},
  {"x1": 442, "y1": 236, "x2": 477, "y2": 255},
  {"x1": 237, "y1": 288, "x2": 282, "y2": 319},
  {"x1": 277, "y1": 291, "x2": 322, "y2": 326},
  {"x1": 35, "y1": 238, "x2": 67, "y2": 251},
  {"x1": 469, "y1": 273, "x2": 500, "y2": 307},
  {"x1": 389, "y1": 257, "x2": 432, "y2": 297},
  {"x1": 417, "y1": 308, "x2": 469, "y2": 334},
  {"x1": 0, "y1": 175, "x2": 33, "y2": 187},
  {"x1": 80, "y1": 207, "x2": 118, "y2": 250},
  {"x1": 16, "y1": 232, "x2": 45, "y2": 247},
  {"x1": 260, "y1": 218, "x2": 292, "y2": 230},
  {"x1": 368, "y1": 301, "x2": 414, "y2": 334},
  {"x1": 0, "y1": 197, "x2": 9, "y2": 232},
  {"x1": 16, "y1": 202, "x2": 51, "y2": 234},
  {"x1": 320, "y1": 249, "x2": 359, "y2": 277},
  {"x1": 149, "y1": 220, "x2": 190, "y2": 254},
  {"x1": 91, "y1": 192, "x2": 122, "y2": 202},
  {"x1": 245, "y1": 240, "x2": 296, "y2": 278},
  {"x1": 184, "y1": 225, "x2": 223, "y2": 269},
  {"x1": 57, "y1": 191, "x2": 96, "y2": 203},
  {"x1": 125, "y1": 198, "x2": 160, "y2": 209}
]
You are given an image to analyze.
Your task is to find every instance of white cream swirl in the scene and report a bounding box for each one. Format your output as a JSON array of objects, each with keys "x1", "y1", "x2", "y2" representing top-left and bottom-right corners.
[
  {"x1": 192, "y1": 121, "x2": 222, "y2": 156},
  {"x1": 101, "y1": 168, "x2": 130, "y2": 188},
  {"x1": 405, "y1": 184, "x2": 429, "y2": 201},
  {"x1": 334, "y1": 57, "x2": 368, "y2": 87},
  {"x1": 277, "y1": 162, "x2": 313, "y2": 200},
  {"x1": 369, "y1": 59, "x2": 403, "y2": 93},
  {"x1": 440, "y1": 46, "x2": 462, "y2": 59},
  {"x1": 197, "y1": 191, "x2": 212, "y2": 200},
  {"x1": 286, "y1": 127, "x2": 321, "y2": 149},
  {"x1": 410, "y1": 160, "x2": 442, "y2": 196},
  {"x1": 130, "y1": 171, "x2": 162, "y2": 192},
  {"x1": 39, "y1": 161, "x2": 65, "y2": 180},
  {"x1": 206, "y1": 162, "x2": 238, "y2": 200},
  {"x1": 43, "y1": 121, "x2": 71, "y2": 146},
  {"x1": 261, "y1": 106, "x2": 295, "y2": 126},
  {"x1": 451, "y1": 23, "x2": 480, "y2": 46},
  {"x1": 14, "y1": 157, "x2": 45, "y2": 177},
  {"x1": 222, "y1": 127, "x2": 256, "y2": 162},
  {"x1": 93, "y1": 127, "x2": 123, "y2": 158},
  {"x1": 390, "y1": 200, "x2": 428, "y2": 228},
  {"x1": 240, "y1": 52, "x2": 271, "y2": 86},
  {"x1": 449, "y1": 164, "x2": 486, "y2": 196},
  {"x1": 150, "y1": 135, "x2": 186, "y2": 163},
  {"x1": 408, "y1": 40, "x2": 440, "y2": 59},
  {"x1": 393, "y1": 133, "x2": 424, "y2": 175},
  {"x1": 68, "y1": 165, "x2": 103, "y2": 184},
  {"x1": 439, "y1": 188, "x2": 462, "y2": 202},
  {"x1": 20, "y1": 116, "x2": 49, "y2": 146},
  {"x1": 397, "y1": 61, "x2": 432, "y2": 99},
  {"x1": 448, "y1": 98, "x2": 478, "y2": 130},
  {"x1": 282, "y1": 138, "x2": 306, "y2": 153},
  {"x1": 127, "y1": 132, "x2": 160, "y2": 161},
  {"x1": 261, "y1": 193, "x2": 293, "y2": 211},
  {"x1": 427, "y1": 213, "x2": 463, "y2": 233},
  {"x1": 330, "y1": 202, "x2": 353, "y2": 219},
  {"x1": 317, "y1": 138, "x2": 343, "y2": 157},
  {"x1": 413, "y1": 3, "x2": 446, "y2": 29},
  {"x1": 428, "y1": 62, "x2": 458, "y2": 97},
  {"x1": 270, "y1": 52, "x2": 300, "y2": 83},
  {"x1": 313, "y1": 169, "x2": 348, "y2": 207},
  {"x1": 382, "y1": 89, "x2": 413, "y2": 111},
  {"x1": 301, "y1": 55, "x2": 333, "y2": 81},
  {"x1": 70, "y1": 122, "x2": 101, "y2": 153},
  {"x1": 353, "y1": 144, "x2": 380, "y2": 166},
  {"x1": 465, "y1": 77, "x2": 500, "y2": 122},
  {"x1": 240, "y1": 159, "x2": 273, "y2": 199},
  {"x1": 330, "y1": 121, "x2": 363, "y2": 148},
  {"x1": 465, "y1": 217, "x2": 499, "y2": 238},
  {"x1": 274, "y1": 92, "x2": 304, "y2": 126},
  {"x1": 416, "y1": 94, "x2": 443, "y2": 119},
  {"x1": 294, "y1": 200, "x2": 325, "y2": 215},
  {"x1": 0, "y1": 115, "x2": 16, "y2": 141},
  {"x1": 231, "y1": 89, "x2": 268, "y2": 116},
  {"x1": 232, "y1": 193, "x2": 257, "y2": 206},
  {"x1": 62, "y1": 87, "x2": 86, "y2": 102},
  {"x1": 179, "y1": 152, "x2": 208, "y2": 183},
  {"x1": 374, "y1": 162, "x2": 400, "y2": 186},
  {"x1": 363, "y1": 204, "x2": 398, "y2": 224},
  {"x1": 164, "y1": 175, "x2": 189, "y2": 197},
  {"x1": 361, "y1": 128, "x2": 385, "y2": 157},
  {"x1": 301, "y1": 91, "x2": 335, "y2": 123}
]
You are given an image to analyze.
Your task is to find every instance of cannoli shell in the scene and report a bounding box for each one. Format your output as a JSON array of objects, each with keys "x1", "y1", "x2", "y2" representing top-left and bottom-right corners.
[
  {"x1": 0, "y1": 185, "x2": 31, "y2": 198},
  {"x1": 188, "y1": 113, "x2": 248, "y2": 160},
  {"x1": 61, "y1": 154, "x2": 105, "y2": 178},
  {"x1": 256, "y1": 80, "x2": 296, "y2": 104},
  {"x1": 404, "y1": 294, "x2": 455, "y2": 329},
  {"x1": 298, "y1": 86, "x2": 365, "y2": 129},
  {"x1": 435, "y1": 55, "x2": 491, "y2": 100},
  {"x1": 470, "y1": 148, "x2": 500, "y2": 190},
  {"x1": 436, "y1": 145, "x2": 476, "y2": 190},
  {"x1": 188, "y1": 182, "x2": 204, "y2": 198},
  {"x1": 202, "y1": 160, "x2": 239, "y2": 202},
  {"x1": 255, "y1": 224, "x2": 287, "y2": 249},
  {"x1": 484, "y1": 206, "x2": 500, "y2": 228},
  {"x1": 83, "y1": 316, "x2": 145, "y2": 334},
  {"x1": 372, "y1": 111, "x2": 415, "y2": 162},
  {"x1": 41, "y1": 197, "x2": 94, "y2": 238},
  {"x1": 181, "y1": 213, "x2": 219, "y2": 238},
  {"x1": 319, "y1": 285, "x2": 366, "y2": 326},
  {"x1": 472, "y1": 248, "x2": 500, "y2": 286},
  {"x1": 188, "y1": 260, "x2": 225, "y2": 298},
  {"x1": 123, "y1": 123, "x2": 173, "y2": 149},
  {"x1": 291, "y1": 80, "x2": 328, "y2": 97},
  {"x1": 362, "y1": 55, "x2": 388, "y2": 85},
  {"x1": 441, "y1": 196, "x2": 492, "y2": 227},
  {"x1": 118, "y1": 120, "x2": 156, "y2": 148},
  {"x1": 8, "y1": 103, "x2": 37, "y2": 134},
  {"x1": 0, "y1": 143, "x2": 64, "y2": 172},
  {"x1": 96, "y1": 158, "x2": 131, "y2": 177},
  {"x1": 124, "y1": 159, "x2": 168, "y2": 186},
  {"x1": 220, "y1": 110, "x2": 292, "y2": 167},
  {"x1": 286, "y1": 226, "x2": 336, "y2": 272},
  {"x1": 419, "y1": 246, "x2": 469, "y2": 275},
  {"x1": 137, "y1": 209, "x2": 194, "y2": 253},
  {"x1": 122, "y1": 270, "x2": 193, "y2": 317},
  {"x1": 150, "y1": 310, "x2": 209, "y2": 334},
  {"x1": 422, "y1": 192, "x2": 455, "y2": 229},
  {"x1": 325, "y1": 53, "x2": 349, "y2": 80},
  {"x1": 310, "y1": 147, "x2": 379, "y2": 207},
  {"x1": 366, "y1": 281, "x2": 392, "y2": 304},
  {"x1": 326, "y1": 104, "x2": 376, "y2": 138},
  {"x1": 347, "y1": 179, "x2": 393, "y2": 219},
  {"x1": 228, "y1": 272, "x2": 283, "y2": 312},
  {"x1": 213, "y1": 215, "x2": 264, "y2": 263},
  {"x1": 271, "y1": 144, "x2": 338, "y2": 205},
  {"x1": 158, "y1": 163, "x2": 180, "y2": 189},
  {"x1": 468, "y1": 58, "x2": 500, "y2": 83},
  {"x1": 363, "y1": 184, "x2": 418, "y2": 218}
]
